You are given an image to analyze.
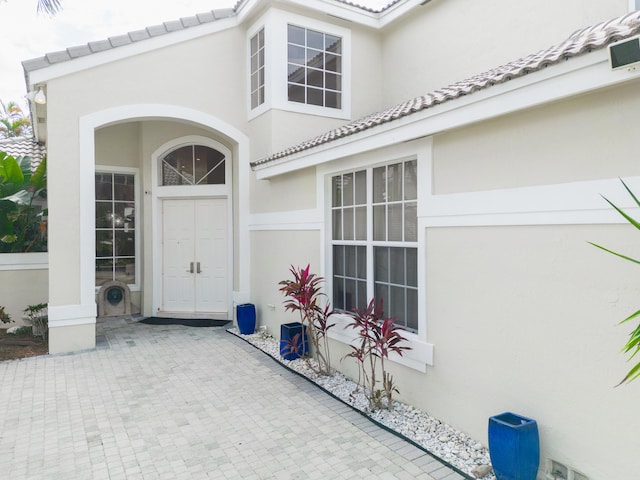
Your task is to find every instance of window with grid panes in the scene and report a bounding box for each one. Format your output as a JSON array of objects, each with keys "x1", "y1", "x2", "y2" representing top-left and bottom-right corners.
[
  {"x1": 331, "y1": 160, "x2": 418, "y2": 332},
  {"x1": 287, "y1": 24, "x2": 342, "y2": 109},
  {"x1": 250, "y1": 28, "x2": 265, "y2": 109},
  {"x1": 95, "y1": 172, "x2": 136, "y2": 287}
]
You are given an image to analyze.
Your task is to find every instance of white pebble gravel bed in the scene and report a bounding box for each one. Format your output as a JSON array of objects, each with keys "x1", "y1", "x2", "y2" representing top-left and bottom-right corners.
[{"x1": 228, "y1": 328, "x2": 495, "y2": 480}]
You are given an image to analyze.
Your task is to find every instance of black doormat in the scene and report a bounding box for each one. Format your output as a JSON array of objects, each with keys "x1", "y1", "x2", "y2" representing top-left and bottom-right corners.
[{"x1": 140, "y1": 317, "x2": 231, "y2": 327}]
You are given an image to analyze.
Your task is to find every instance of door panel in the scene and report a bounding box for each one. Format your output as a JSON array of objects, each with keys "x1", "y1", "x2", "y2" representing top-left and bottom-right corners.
[
  {"x1": 162, "y1": 200, "x2": 196, "y2": 312},
  {"x1": 162, "y1": 198, "x2": 228, "y2": 314},
  {"x1": 194, "y1": 199, "x2": 227, "y2": 312}
]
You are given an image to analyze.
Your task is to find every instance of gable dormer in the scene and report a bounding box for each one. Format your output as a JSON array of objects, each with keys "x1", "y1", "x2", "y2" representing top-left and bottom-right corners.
[{"x1": 247, "y1": 8, "x2": 352, "y2": 120}]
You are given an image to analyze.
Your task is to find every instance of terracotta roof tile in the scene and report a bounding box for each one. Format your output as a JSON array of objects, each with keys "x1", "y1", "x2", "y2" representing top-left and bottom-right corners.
[
  {"x1": 109, "y1": 34, "x2": 133, "y2": 48},
  {"x1": 180, "y1": 16, "x2": 202, "y2": 28},
  {"x1": 164, "y1": 20, "x2": 184, "y2": 32},
  {"x1": 335, "y1": 0, "x2": 402, "y2": 13},
  {"x1": 251, "y1": 10, "x2": 640, "y2": 168},
  {"x1": 67, "y1": 45, "x2": 92, "y2": 58},
  {"x1": 0, "y1": 137, "x2": 46, "y2": 171},
  {"x1": 128, "y1": 29, "x2": 151, "y2": 42},
  {"x1": 196, "y1": 11, "x2": 216, "y2": 23},
  {"x1": 88, "y1": 40, "x2": 112, "y2": 53}
]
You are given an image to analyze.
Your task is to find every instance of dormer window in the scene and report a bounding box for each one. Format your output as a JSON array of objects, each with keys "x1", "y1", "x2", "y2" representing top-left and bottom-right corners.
[
  {"x1": 287, "y1": 25, "x2": 342, "y2": 109},
  {"x1": 248, "y1": 9, "x2": 350, "y2": 119}
]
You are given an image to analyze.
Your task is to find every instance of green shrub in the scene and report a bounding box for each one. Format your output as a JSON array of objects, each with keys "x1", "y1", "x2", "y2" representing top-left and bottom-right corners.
[{"x1": 589, "y1": 179, "x2": 640, "y2": 385}]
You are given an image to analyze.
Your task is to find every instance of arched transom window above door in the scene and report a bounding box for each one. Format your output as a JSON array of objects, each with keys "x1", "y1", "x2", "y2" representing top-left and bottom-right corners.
[{"x1": 161, "y1": 145, "x2": 226, "y2": 186}]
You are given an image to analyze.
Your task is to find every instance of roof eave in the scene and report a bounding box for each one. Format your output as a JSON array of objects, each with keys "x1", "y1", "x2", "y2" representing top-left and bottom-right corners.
[
  {"x1": 234, "y1": 0, "x2": 423, "y2": 28},
  {"x1": 253, "y1": 50, "x2": 640, "y2": 180}
]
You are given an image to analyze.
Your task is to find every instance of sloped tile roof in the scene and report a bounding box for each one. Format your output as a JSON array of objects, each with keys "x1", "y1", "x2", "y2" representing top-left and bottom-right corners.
[
  {"x1": 22, "y1": 8, "x2": 236, "y2": 73},
  {"x1": 252, "y1": 10, "x2": 640, "y2": 168},
  {"x1": 22, "y1": 1, "x2": 400, "y2": 74},
  {"x1": 0, "y1": 137, "x2": 46, "y2": 171}
]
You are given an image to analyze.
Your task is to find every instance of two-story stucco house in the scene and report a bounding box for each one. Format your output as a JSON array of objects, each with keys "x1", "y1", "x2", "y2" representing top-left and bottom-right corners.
[{"x1": 7, "y1": 0, "x2": 640, "y2": 477}]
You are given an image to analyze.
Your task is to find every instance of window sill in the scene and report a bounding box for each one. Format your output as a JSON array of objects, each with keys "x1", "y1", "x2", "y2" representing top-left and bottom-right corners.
[
  {"x1": 279, "y1": 101, "x2": 351, "y2": 120},
  {"x1": 0, "y1": 252, "x2": 48, "y2": 271},
  {"x1": 327, "y1": 313, "x2": 434, "y2": 373},
  {"x1": 248, "y1": 102, "x2": 351, "y2": 122}
]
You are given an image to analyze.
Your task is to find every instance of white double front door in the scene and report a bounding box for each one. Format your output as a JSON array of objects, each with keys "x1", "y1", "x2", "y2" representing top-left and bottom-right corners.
[{"x1": 161, "y1": 198, "x2": 227, "y2": 314}]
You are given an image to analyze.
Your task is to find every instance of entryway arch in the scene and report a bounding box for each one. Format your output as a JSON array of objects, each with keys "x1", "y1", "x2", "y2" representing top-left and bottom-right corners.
[{"x1": 68, "y1": 104, "x2": 251, "y2": 342}]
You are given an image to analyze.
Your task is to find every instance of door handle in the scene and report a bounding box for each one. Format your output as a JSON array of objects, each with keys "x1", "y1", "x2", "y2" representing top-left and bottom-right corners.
[
  {"x1": 196, "y1": 262, "x2": 201, "y2": 274},
  {"x1": 188, "y1": 262, "x2": 194, "y2": 273}
]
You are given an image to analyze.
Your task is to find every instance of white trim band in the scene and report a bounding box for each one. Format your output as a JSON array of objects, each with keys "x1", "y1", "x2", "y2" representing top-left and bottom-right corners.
[
  {"x1": 48, "y1": 303, "x2": 97, "y2": 328},
  {"x1": 0, "y1": 253, "x2": 48, "y2": 271}
]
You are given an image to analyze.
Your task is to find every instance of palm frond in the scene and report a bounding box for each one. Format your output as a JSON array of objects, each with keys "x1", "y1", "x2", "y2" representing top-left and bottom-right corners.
[{"x1": 37, "y1": 0, "x2": 62, "y2": 16}]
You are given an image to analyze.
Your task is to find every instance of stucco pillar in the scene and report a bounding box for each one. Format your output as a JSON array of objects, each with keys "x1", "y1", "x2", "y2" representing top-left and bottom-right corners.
[{"x1": 47, "y1": 102, "x2": 97, "y2": 354}]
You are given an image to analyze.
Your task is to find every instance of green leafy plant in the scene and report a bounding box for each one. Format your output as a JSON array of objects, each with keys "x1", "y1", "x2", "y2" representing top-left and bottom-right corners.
[
  {"x1": 589, "y1": 179, "x2": 640, "y2": 385},
  {"x1": 279, "y1": 264, "x2": 336, "y2": 375},
  {"x1": 23, "y1": 302, "x2": 48, "y2": 341},
  {"x1": 343, "y1": 298, "x2": 411, "y2": 410},
  {"x1": 0, "y1": 152, "x2": 47, "y2": 252},
  {"x1": 10, "y1": 326, "x2": 33, "y2": 336},
  {"x1": 0, "y1": 305, "x2": 12, "y2": 324}
]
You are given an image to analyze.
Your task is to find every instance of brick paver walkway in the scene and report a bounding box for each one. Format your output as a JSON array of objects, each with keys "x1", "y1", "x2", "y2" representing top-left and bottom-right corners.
[{"x1": 0, "y1": 318, "x2": 465, "y2": 480}]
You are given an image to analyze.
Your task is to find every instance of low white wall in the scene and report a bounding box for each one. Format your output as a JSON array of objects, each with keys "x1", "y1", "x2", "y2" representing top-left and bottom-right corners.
[{"x1": 0, "y1": 259, "x2": 48, "y2": 327}]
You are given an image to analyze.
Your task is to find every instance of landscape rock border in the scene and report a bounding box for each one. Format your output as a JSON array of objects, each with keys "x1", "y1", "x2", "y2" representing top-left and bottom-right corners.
[{"x1": 227, "y1": 328, "x2": 494, "y2": 480}]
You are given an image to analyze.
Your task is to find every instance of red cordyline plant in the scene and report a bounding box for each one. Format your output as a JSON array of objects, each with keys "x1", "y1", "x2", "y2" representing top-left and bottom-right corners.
[
  {"x1": 344, "y1": 298, "x2": 411, "y2": 411},
  {"x1": 279, "y1": 264, "x2": 336, "y2": 375}
]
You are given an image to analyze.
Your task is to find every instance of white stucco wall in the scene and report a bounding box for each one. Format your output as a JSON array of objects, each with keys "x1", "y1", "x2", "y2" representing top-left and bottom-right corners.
[
  {"x1": 380, "y1": 0, "x2": 629, "y2": 105},
  {"x1": 247, "y1": 229, "x2": 321, "y2": 337},
  {"x1": 249, "y1": 167, "x2": 316, "y2": 213},
  {"x1": 420, "y1": 224, "x2": 638, "y2": 479},
  {"x1": 432, "y1": 81, "x2": 640, "y2": 194},
  {"x1": 95, "y1": 122, "x2": 142, "y2": 169}
]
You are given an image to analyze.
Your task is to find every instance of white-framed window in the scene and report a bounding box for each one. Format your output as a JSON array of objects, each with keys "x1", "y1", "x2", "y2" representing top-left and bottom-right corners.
[
  {"x1": 95, "y1": 168, "x2": 139, "y2": 290},
  {"x1": 331, "y1": 159, "x2": 418, "y2": 332},
  {"x1": 287, "y1": 24, "x2": 342, "y2": 109},
  {"x1": 247, "y1": 9, "x2": 351, "y2": 120},
  {"x1": 160, "y1": 144, "x2": 226, "y2": 186},
  {"x1": 250, "y1": 28, "x2": 265, "y2": 109}
]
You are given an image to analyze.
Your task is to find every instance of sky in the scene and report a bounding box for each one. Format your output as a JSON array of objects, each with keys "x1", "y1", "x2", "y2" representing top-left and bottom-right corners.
[{"x1": 0, "y1": 0, "x2": 237, "y2": 110}]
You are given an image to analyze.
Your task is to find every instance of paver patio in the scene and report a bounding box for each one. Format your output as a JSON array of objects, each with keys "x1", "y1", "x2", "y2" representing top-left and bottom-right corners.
[{"x1": 0, "y1": 318, "x2": 466, "y2": 480}]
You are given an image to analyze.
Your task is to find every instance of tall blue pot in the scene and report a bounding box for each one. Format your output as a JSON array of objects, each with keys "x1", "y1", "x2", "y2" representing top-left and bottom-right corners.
[
  {"x1": 236, "y1": 303, "x2": 256, "y2": 334},
  {"x1": 488, "y1": 412, "x2": 539, "y2": 480}
]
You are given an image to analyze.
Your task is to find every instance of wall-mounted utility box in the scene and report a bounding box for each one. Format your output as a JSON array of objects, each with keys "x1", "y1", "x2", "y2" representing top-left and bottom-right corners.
[{"x1": 609, "y1": 36, "x2": 640, "y2": 71}]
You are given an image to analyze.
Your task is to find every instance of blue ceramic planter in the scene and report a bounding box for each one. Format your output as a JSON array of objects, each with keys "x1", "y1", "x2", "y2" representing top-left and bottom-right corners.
[
  {"x1": 280, "y1": 322, "x2": 308, "y2": 360},
  {"x1": 236, "y1": 303, "x2": 256, "y2": 335},
  {"x1": 489, "y1": 412, "x2": 540, "y2": 480}
]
